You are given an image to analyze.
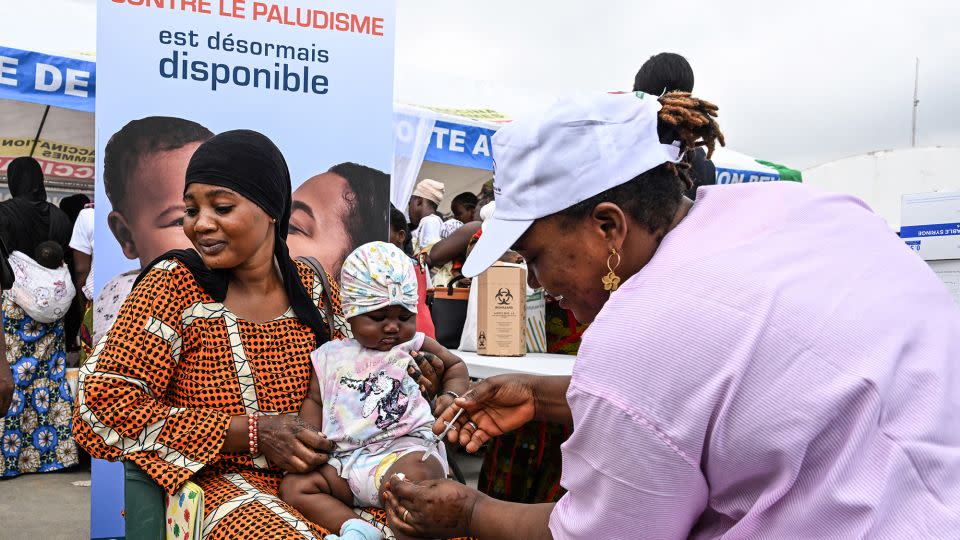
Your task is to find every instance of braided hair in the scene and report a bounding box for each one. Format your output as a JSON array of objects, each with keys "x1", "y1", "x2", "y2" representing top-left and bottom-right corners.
[{"x1": 557, "y1": 91, "x2": 724, "y2": 238}]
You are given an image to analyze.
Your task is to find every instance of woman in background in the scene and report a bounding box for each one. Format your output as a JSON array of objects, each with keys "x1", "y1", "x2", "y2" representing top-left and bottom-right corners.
[
  {"x1": 0, "y1": 157, "x2": 72, "y2": 254},
  {"x1": 2, "y1": 241, "x2": 78, "y2": 477}
]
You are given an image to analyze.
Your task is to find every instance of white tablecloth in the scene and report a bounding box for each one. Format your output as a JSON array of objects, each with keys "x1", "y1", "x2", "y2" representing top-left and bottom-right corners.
[{"x1": 452, "y1": 350, "x2": 575, "y2": 379}]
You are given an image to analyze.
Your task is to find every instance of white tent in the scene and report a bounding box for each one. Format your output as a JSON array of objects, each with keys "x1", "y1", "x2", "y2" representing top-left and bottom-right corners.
[
  {"x1": 392, "y1": 104, "x2": 506, "y2": 216},
  {"x1": 803, "y1": 147, "x2": 960, "y2": 231}
]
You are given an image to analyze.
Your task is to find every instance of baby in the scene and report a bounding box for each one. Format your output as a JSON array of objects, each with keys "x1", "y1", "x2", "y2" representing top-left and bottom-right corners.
[
  {"x1": 34, "y1": 240, "x2": 65, "y2": 269},
  {"x1": 281, "y1": 242, "x2": 470, "y2": 540}
]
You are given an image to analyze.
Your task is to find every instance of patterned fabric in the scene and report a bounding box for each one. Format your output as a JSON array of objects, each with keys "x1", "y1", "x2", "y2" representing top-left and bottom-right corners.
[
  {"x1": 439, "y1": 219, "x2": 462, "y2": 240},
  {"x1": 544, "y1": 301, "x2": 589, "y2": 355},
  {"x1": 79, "y1": 301, "x2": 93, "y2": 364},
  {"x1": 73, "y1": 258, "x2": 345, "y2": 537},
  {"x1": 6, "y1": 251, "x2": 75, "y2": 323},
  {"x1": 92, "y1": 270, "x2": 137, "y2": 344},
  {"x1": 477, "y1": 421, "x2": 570, "y2": 504},
  {"x1": 166, "y1": 480, "x2": 204, "y2": 540},
  {"x1": 2, "y1": 295, "x2": 78, "y2": 477},
  {"x1": 313, "y1": 333, "x2": 434, "y2": 453},
  {"x1": 340, "y1": 242, "x2": 418, "y2": 319}
]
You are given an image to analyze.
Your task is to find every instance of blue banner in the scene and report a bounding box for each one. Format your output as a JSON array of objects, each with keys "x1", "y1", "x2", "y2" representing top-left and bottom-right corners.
[
  {"x1": 900, "y1": 222, "x2": 960, "y2": 239},
  {"x1": 423, "y1": 120, "x2": 496, "y2": 170},
  {"x1": 0, "y1": 46, "x2": 95, "y2": 112},
  {"x1": 715, "y1": 167, "x2": 779, "y2": 184}
]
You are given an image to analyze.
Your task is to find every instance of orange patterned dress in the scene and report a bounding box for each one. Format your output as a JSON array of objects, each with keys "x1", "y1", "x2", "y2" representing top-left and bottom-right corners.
[{"x1": 73, "y1": 257, "x2": 369, "y2": 539}]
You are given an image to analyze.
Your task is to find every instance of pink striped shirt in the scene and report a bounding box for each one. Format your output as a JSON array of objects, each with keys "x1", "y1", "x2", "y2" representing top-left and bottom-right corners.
[{"x1": 549, "y1": 183, "x2": 960, "y2": 539}]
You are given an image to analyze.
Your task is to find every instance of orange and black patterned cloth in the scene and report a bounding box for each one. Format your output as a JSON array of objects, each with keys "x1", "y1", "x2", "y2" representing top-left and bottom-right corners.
[{"x1": 73, "y1": 257, "x2": 366, "y2": 539}]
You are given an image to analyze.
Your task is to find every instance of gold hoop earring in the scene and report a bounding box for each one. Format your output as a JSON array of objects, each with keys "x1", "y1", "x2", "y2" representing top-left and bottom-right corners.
[{"x1": 602, "y1": 248, "x2": 621, "y2": 292}]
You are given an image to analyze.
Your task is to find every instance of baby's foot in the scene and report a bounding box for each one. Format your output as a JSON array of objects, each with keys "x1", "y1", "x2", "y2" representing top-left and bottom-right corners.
[{"x1": 324, "y1": 518, "x2": 383, "y2": 540}]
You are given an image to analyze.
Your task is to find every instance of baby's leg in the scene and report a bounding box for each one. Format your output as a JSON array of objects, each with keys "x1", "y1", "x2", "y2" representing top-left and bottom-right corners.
[
  {"x1": 279, "y1": 464, "x2": 357, "y2": 534},
  {"x1": 378, "y1": 452, "x2": 446, "y2": 540}
]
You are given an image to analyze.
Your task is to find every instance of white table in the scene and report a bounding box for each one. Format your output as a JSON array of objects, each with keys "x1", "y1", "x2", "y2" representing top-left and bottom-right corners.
[{"x1": 453, "y1": 350, "x2": 575, "y2": 379}]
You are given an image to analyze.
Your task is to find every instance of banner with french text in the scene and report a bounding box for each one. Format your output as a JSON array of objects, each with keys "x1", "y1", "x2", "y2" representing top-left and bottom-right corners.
[
  {"x1": 91, "y1": 1, "x2": 395, "y2": 537},
  {"x1": 0, "y1": 45, "x2": 96, "y2": 112}
]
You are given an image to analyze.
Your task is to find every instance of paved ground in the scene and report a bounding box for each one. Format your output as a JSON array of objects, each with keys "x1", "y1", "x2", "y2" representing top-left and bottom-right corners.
[
  {"x1": 1, "y1": 468, "x2": 92, "y2": 539},
  {"x1": 0, "y1": 453, "x2": 484, "y2": 539}
]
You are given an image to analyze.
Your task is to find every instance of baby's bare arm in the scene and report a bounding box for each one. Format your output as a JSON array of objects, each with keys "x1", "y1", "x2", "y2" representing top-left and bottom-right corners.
[
  {"x1": 421, "y1": 337, "x2": 470, "y2": 395},
  {"x1": 300, "y1": 370, "x2": 324, "y2": 432}
]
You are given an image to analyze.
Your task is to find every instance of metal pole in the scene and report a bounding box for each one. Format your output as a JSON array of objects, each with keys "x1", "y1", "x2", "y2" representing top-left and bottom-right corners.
[
  {"x1": 29, "y1": 105, "x2": 51, "y2": 157},
  {"x1": 911, "y1": 58, "x2": 919, "y2": 148}
]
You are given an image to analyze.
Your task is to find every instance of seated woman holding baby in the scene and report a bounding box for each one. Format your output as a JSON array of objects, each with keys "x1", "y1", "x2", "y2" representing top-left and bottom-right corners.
[{"x1": 73, "y1": 130, "x2": 469, "y2": 539}]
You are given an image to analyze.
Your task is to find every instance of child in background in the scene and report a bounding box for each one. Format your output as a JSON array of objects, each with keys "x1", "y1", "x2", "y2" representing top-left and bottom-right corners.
[
  {"x1": 280, "y1": 242, "x2": 469, "y2": 540},
  {"x1": 6, "y1": 241, "x2": 75, "y2": 325},
  {"x1": 449, "y1": 192, "x2": 478, "y2": 225},
  {"x1": 34, "y1": 240, "x2": 65, "y2": 270}
]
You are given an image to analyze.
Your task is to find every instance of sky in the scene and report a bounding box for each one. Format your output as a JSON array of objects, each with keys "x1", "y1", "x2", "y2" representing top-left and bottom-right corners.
[{"x1": 3, "y1": 0, "x2": 958, "y2": 169}]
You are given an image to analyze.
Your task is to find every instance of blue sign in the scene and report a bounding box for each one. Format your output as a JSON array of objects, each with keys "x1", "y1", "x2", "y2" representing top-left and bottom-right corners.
[
  {"x1": 715, "y1": 167, "x2": 779, "y2": 184},
  {"x1": 0, "y1": 46, "x2": 96, "y2": 112},
  {"x1": 423, "y1": 120, "x2": 496, "y2": 170},
  {"x1": 899, "y1": 222, "x2": 960, "y2": 239}
]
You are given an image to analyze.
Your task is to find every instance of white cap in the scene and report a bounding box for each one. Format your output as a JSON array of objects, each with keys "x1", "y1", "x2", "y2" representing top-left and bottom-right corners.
[
  {"x1": 462, "y1": 91, "x2": 681, "y2": 278},
  {"x1": 479, "y1": 200, "x2": 496, "y2": 231}
]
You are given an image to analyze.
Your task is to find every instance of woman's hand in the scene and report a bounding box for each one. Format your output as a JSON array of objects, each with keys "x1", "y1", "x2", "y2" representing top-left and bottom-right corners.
[
  {"x1": 382, "y1": 476, "x2": 480, "y2": 538},
  {"x1": 434, "y1": 374, "x2": 538, "y2": 453},
  {"x1": 257, "y1": 414, "x2": 333, "y2": 474},
  {"x1": 409, "y1": 350, "x2": 444, "y2": 400}
]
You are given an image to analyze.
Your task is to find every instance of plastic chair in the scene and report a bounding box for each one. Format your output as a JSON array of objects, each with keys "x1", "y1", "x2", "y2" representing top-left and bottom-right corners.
[{"x1": 123, "y1": 461, "x2": 165, "y2": 540}]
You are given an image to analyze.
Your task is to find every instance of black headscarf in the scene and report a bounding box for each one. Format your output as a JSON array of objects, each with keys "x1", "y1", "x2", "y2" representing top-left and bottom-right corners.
[
  {"x1": 8, "y1": 156, "x2": 48, "y2": 201},
  {"x1": 0, "y1": 157, "x2": 72, "y2": 254},
  {"x1": 136, "y1": 130, "x2": 329, "y2": 346}
]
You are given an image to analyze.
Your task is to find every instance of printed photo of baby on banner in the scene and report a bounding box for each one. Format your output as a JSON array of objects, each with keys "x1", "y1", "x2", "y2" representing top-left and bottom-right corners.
[{"x1": 83, "y1": 1, "x2": 402, "y2": 539}]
